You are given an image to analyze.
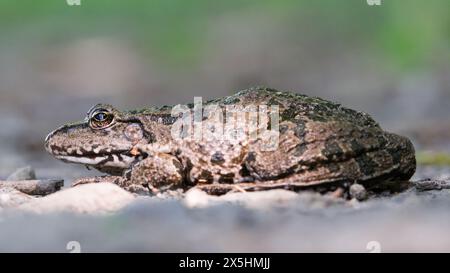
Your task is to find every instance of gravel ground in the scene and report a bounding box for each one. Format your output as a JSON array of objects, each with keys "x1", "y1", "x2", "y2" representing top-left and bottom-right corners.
[{"x1": 0, "y1": 165, "x2": 449, "y2": 252}]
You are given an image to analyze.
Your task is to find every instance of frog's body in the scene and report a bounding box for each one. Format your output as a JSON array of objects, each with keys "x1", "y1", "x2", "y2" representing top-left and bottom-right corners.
[{"x1": 45, "y1": 87, "x2": 416, "y2": 195}]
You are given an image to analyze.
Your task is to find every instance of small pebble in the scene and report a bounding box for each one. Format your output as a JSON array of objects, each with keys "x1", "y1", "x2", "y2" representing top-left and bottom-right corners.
[{"x1": 349, "y1": 184, "x2": 367, "y2": 201}]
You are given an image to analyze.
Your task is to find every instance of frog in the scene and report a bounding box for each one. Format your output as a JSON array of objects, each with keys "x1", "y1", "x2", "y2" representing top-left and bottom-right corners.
[{"x1": 45, "y1": 86, "x2": 416, "y2": 197}]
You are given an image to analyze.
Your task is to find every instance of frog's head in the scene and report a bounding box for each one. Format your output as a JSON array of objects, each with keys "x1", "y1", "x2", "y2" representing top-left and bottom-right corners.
[{"x1": 45, "y1": 104, "x2": 150, "y2": 175}]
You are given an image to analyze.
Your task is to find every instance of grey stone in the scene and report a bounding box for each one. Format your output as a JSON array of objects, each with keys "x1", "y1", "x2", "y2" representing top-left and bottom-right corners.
[
  {"x1": 0, "y1": 179, "x2": 64, "y2": 195},
  {"x1": 6, "y1": 166, "x2": 36, "y2": 181}
]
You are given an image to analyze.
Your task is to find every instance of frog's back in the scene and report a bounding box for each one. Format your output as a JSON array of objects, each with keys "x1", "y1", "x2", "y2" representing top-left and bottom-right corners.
[
  {"x1": 185, "y1": 87, "x2": 416, "y2": 189},
  {"x1": 206, "y1": 86, "x2": 380, "y2": 129}
]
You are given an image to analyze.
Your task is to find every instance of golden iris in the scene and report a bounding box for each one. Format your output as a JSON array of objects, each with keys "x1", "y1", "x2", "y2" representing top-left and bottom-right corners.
[{"x1": 90, "y1": 109, "x2": 114, "y2": 129}]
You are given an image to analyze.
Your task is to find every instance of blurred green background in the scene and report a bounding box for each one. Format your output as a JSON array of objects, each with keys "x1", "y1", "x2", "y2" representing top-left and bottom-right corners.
[{"x1": 0, "y1": 0, "x2": 449, "y2": 177}]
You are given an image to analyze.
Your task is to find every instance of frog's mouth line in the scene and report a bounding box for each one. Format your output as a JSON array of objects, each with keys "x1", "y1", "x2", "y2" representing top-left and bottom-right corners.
[
  {"x1": 55, "y1": 150, "x2": 144, "y2": 168},
  {"x1": 58, "y1": 149, "x2": 134, "y2": 159}
]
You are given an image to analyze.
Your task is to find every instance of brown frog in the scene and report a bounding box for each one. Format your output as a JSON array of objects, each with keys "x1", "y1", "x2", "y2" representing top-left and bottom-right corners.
[{"x1": 45, "y1": 87, "x2": 416, "y2": 197}]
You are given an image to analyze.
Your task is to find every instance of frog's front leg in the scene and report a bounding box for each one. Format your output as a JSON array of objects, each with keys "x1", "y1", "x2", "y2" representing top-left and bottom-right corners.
[{"x1": 129, "y1": 152, "x2": 185, "y2": 193}]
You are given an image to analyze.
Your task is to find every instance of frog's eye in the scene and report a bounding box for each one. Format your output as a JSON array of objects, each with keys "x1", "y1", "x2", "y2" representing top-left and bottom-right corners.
[{"x1": 89, "y1": 109, "x2": 115, "y2": 129}]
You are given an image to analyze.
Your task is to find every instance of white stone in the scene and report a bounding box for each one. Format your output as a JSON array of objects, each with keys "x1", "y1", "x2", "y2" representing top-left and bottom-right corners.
[
  {"x1": 183, "y1": 188, "x2": 299, "y2": 209},
  {"x1": 0, "y1": 187, "x2": 35, "y2": 208}
]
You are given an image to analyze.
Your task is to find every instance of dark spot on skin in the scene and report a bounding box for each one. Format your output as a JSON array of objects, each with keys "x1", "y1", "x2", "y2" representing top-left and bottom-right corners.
[
  {"x1": 198, "y1": 170, "x2": 214, "y2": 183},
  {"x1": 183, "y1": 159, "x2": 195, "y2": 185},
  {"x1": 350, "y1": 139, "x2": 365, "y2": 155},
  {"x1": 323, "y1": 140, "x2": 344, "y2": 160},
  {"x1": 79, "y1": 147, "x2": 93, "y2": 155},
  {"x1": 279, "y1": 124, "x2": 289, "y2": 134},
  {"x1": 91, "y1": 144, "x2": 100, "y2": 150},
  {"x1": 281, "y1": 104, "x2": 298, "y2": 121},
  {"x1": 186, "y1": 159, "x2": 194, "y2": 172},
  {"x1": 106, "y1": 154, "x2": 114, "y2": 164},
  {"x1": 294, "y1": 120, "x2": 306, "y2": 139},
  {"x1": 239, "y1": 164, "x2": 251, "y2": 177},
  {"x1": 142, "y1": 129, "x2": 156, "y2": 144},
  {"x1": 211, "y1": 151, "x2": 225, "y2": 165},
  {"x1": 355, "y1": 154, "x2": 378, "y2": 176},
  {"x1": 327, "y1": 163, "x2": 340, "y2": 173},
  {"x1": 388, "y1": 147, "x2": 402, "y2": 165},
  {"x1": 50, "y1": 145, "x2": 66, "y2": 154},
  {"x1": 218, "y1": 173, "x2": 235, "y2": 184},
  {"x1": 267, "y1": 97, "x2": 281, "y2": 107},
  {"x1": 376, "y1": 134, "x2": 388, "y2": 147},
  {"x1": 172, "y1": 159, "x2": 183, "y2": 171},
  {"x1": 293, "y1": 143, "x2": 308, "y2": 157},
  {"x1": 246, "y1": 152, "x2": 256, "y2": 163},
  {"x1": 148, "y1": 114, "x2": 177, "y2": 125},
  {"x1": 361, "y1": 130, "x2": 372, "y2": 139}
]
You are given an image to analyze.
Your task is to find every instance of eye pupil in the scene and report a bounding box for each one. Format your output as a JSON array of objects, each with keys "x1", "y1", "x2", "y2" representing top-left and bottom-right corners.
[{"x1": 95, "y1": 113, "x2": 106, "y2": 121}]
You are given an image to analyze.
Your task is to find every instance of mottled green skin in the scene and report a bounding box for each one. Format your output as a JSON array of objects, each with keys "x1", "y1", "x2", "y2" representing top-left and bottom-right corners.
[{"x1": 45, "y1": 87, "x2": 416, "y2": 195}]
